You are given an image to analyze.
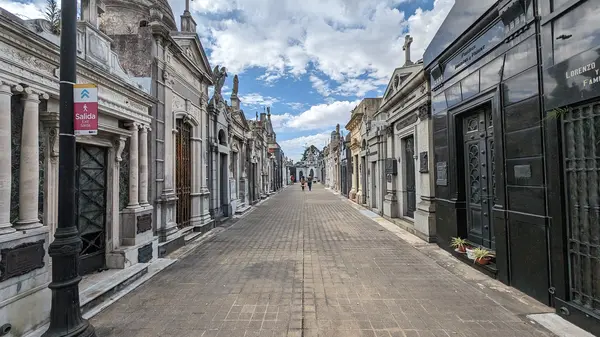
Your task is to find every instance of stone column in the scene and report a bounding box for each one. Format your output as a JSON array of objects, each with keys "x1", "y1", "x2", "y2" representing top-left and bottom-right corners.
[
  {"x1": 126, "y1": 122, "x2": 140, "y2": 208},
  {"x1": 15, "y1": 88, "x2": 47, "y2": 230},
  {"x1": 139, "y1": 124, "x2": 149, "y2": 206},
  {"x1": 0, "y1": 83, "x2": 22, "y2": 234}
]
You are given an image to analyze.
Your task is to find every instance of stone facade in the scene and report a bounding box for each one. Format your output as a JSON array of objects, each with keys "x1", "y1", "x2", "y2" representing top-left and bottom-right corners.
[
  {"x1": 294, "y1": 145, "x2": 322, "y2": 183},
  {"x1": 0, "y1": 2, "x2": 156, "y2": 335},
  {"x1": 380, "y1": 37, "x2": 435, "y2": 242},
  {"x1": 100, "y1": 0, "x2": 214, "y2": 256}
]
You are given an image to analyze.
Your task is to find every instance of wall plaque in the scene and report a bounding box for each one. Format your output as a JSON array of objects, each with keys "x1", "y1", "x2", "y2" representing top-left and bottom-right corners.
[
  {"x1": 137, "y1": 214, "x2": 152, "y2": 234},
  {"x1": 436, "y1": 161, "x2": 448, "y2": 186},
  {"x1": 385, "y1": 158, "x2": 397, "y2": 175},
  {"x1": 544, "y1": 47, "x2": 600, "y2": 110},
  {"x1": 138, "y1": 243, "x2": 153, "y2": 263},
  {"x1": 514, "y1": 164, "x2": 532, "y2": 179},
  {"x1": 0, "y1": 240, "x2": 45, "y2": 281},
  {"x1": 419, "y1": 151, "x2": 429, "y2": 173}
]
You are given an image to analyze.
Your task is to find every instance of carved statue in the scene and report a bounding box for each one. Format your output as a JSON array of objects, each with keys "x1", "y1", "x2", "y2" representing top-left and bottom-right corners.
[
  {"x1": 232, "y1": 74, "x2": 239, "y2": 96},
  {"x1": 212, "y1": 65, "x2": 228, "y2": 96}
]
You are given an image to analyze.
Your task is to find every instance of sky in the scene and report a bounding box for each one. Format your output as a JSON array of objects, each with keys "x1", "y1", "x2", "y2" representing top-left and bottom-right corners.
[{"x1": 0, "y1": 0, "x2": 454, "y2": 161}]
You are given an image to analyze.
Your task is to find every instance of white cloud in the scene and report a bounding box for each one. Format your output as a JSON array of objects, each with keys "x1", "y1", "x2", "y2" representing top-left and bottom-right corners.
[
  {"x1": 279, "y1": 132, "x2": 331, "y2": 161},
  {"x1": 0, "y1": 0, "x2": 46, "y2": 19},
  {"x1": 268, "y1": 99, "x2": 359, "y2": 133},
  {"x1": 239, "y1": 93, "x2": 279, "y2": 107},
  {"x1": 184, "y1": 0, "x2": 455, "y2": 96}
]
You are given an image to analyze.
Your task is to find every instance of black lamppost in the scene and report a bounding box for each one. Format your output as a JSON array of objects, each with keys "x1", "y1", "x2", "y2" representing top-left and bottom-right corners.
[{"x1": 43, "y1": 1, "x2": 97, "y2": 336}]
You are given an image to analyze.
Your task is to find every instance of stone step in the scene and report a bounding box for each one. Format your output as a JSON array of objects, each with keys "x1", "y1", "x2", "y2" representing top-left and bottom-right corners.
[
  {"x1": 79, "y1": 263, "x2": 149, "y2": 315},
  {"x1": 234, "y1": 205, "x2": 251, "y2": 215},
  {"x1": 24, "y1": 259, "x2": 176, "y2": 337}
]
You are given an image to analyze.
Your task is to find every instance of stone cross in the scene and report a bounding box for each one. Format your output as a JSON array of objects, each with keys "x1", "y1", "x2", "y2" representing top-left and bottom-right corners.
[{"x1": 403, "y1": 35, "x2": 413, "y2": 66}]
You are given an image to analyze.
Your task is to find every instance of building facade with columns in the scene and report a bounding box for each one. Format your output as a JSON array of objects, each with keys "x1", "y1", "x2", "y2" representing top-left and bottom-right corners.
[
  {"x1": 0, "y1": 4, "x2": 156, "y2": 335},
  {"x1": 227, "y1": 76, "x2": 252, "y2": 215},
  {"x1": 378, "y1": 35, "x2": 435, "y2": 242},
  {"x1": 101, "y1": 0, "x2": 215, "y2": 255},
  {"x1": 363, "y1": 100, "x2": 385, "y2": 213},
  {"x1": 294, "y1": 145, "x2": 322, "y2": 183}
]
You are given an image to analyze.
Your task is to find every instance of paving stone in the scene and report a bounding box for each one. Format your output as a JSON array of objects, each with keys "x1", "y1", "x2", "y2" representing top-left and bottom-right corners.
[{"x1": 90, "y1": 186, "x2": 553, "y2": 336}]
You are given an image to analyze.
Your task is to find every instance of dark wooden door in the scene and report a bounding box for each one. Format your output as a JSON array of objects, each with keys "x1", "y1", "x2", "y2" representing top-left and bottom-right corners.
[
  {"x1": 404, "y1": 136, "x2": 416, "y2": 218},
  {"x1": 176, "y1": 119, "x2": 192, "y2": 228},
  {"x1": 76, "y1": 144, "x2": 107, "y2": 275},
  {"x1": 463, "y1": 108, "x2": 495, "y2": 249}
]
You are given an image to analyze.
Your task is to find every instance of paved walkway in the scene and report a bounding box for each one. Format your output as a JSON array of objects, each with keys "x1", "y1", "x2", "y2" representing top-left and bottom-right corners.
[{"x1": 91, "y1": 185, "x2": 553, "y2": 337}]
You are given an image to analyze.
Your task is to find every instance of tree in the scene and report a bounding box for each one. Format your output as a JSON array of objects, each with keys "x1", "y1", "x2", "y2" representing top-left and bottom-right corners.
[{"x1": 44, "y1": 0, "x2": 61, "y2": 35}]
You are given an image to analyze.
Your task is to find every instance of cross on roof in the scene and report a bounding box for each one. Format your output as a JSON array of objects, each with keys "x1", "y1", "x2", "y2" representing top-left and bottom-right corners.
[{"x1": 403, "y1": 35, "x2": 414, "y2": 66}]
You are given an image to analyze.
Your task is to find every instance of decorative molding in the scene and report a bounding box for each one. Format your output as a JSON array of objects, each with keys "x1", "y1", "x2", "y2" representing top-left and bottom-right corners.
[
  {"x1": 417, "y1": 102, "x2": 431, "y2": 120},
  {"x1": 49, "y1": 127, "x2": 59, "y2": 158},
  {"x1": 115, "y1": 136, "x2": 126, "y2": 162},
  {"x1": 395, "y1": 112, "x2": 418, "y2": 131}
]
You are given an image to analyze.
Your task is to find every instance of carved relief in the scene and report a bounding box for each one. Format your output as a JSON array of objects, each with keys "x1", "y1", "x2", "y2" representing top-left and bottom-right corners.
[
  {"x1": 88, "y1": 32, "x2": 109, "y2": 63},
  {"x1": 0, "y1": 41, "x2": 56, "y2": 76},
  {"x1": 172, "y1": 94, "x2": 185, "y2": 112}
]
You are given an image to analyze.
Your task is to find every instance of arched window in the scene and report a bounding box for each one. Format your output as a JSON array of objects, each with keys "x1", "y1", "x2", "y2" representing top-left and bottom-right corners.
[{"x1": 218, "y1": 129, "x2": 227, "y2": 145}]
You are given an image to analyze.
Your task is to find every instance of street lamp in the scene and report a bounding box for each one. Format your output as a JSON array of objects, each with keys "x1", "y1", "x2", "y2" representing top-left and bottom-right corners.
[{"x1": 43, "y1": 1, "x2": 97, "y2": 336}]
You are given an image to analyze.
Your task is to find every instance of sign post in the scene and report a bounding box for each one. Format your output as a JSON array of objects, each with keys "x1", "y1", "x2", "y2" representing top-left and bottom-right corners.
[{"x1": 73, "y1": 84, "x2": 98, "y2": 136}]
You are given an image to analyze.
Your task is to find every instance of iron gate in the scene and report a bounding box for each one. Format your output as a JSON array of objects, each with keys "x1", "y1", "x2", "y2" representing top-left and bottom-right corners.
[
  {"x1": 462, "y1": 107, "x2": 496, "y2": 249},
  {"x1": 176, "y1": 119, "x2": 192, "y2": 229},
  {"x1": 76, "y1": 144, "x2": 107, "y2": 275},
  {"x1": 404, "y1": 136, "x2": 416, "y2": 218},
  {"x1": 559, "y1": 102, "x2": 600, "y2": 330}
]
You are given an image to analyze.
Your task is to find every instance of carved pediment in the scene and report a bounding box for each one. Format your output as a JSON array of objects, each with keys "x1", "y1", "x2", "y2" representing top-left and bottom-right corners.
[{"x1": 173, "y1": 35, "x2": 212, "y2": 81}]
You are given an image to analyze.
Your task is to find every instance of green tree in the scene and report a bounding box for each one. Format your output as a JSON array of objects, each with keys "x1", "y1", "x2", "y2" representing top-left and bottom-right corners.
[{"x1": 44, "y1": 0, "x2": 61, "y2": 35}]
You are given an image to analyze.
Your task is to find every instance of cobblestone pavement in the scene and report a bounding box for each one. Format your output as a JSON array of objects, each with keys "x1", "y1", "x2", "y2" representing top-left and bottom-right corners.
[{"x1": 91, "y1": 185, "x2": 553, "y2": 337}]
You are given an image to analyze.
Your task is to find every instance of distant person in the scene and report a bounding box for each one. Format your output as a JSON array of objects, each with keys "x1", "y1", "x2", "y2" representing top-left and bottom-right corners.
[
  {"x1": 290, "y1": 174, "x2": 295, "y2": 184},
  {"x1": 300, "y1": 177, "x2": 306, "y2": 191},
  {"x1": 308, "y1": 176, "x2": 313, "y2": 191}
]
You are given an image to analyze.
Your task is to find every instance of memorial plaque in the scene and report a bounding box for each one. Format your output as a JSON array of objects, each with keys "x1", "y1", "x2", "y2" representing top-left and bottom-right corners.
[
  {"x1": 419, "y1": 151, "x2": 429, "y2": 173},
  {"x1": 137, "y1": 213, "x2": 152, "y2": 234},
  {"x1": 385, "y1": 158, "x2": 397, "y2": 175},
  {"x1": 138, "y1": 243, "x2": 153, "y2": 263},
  {"x1": 436, "y1": 161, "x2": 448, "y2": 186},
  {"x1": 514, "y1": 164, "x2": 532, "y2": 179},
  {"x1": 0, "y1": 240, "x2": 45, "y2": 281}
]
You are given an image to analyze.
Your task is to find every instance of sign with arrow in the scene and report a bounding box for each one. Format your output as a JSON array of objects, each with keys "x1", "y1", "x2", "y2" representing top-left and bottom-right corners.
[{"x1": 73, "y1": 84, "x2": 98, "y2": 136}]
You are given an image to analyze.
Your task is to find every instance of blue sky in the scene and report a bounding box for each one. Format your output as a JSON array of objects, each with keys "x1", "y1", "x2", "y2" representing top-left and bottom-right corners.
[{"x1": 0, "y1": 0, "x2": 454, "y2": 160}]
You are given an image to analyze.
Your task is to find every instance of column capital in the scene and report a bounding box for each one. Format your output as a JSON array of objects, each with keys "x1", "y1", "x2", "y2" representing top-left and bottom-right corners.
[
  {"x1": 140, "y1": 124, "x2": 152, "y2": 132},
  {"x1": 22, "y1": 87, "x2": 49, "y2": 102},
  {"x1": 124, "y1": 121, "x2": 141, "y2": 130}
]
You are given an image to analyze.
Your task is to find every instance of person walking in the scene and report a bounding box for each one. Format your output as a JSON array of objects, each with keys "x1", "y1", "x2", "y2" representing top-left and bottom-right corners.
[
  {"x1": 308, "y1": 176, "x2": 313, "y2": 191},
  {"x1": 300, "y1": 177, "x2": 306, "y2": 191}
]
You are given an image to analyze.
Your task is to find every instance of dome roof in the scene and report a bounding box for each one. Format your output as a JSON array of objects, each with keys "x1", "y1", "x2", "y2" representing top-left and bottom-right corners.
[{"x1": 103, "y1": 0, "x2": 177, "y2": 33}]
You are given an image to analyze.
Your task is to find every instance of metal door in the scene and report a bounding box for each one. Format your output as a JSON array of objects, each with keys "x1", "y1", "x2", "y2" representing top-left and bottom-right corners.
[
  {"x1": 559, "y1": 102, "x2": 600, "y2": 330},
  {"x1": 463, "y1": 108, "x2": 495, "y2": 249},
  {"x1": 176, "y1": 119, "x2": 192, "y2": 228},
  {"x1": 404, "y1": 136, "x2": 416, "y2": 218},
  {"x1": 76, "y1": 144, "x2": 107, "y2": 275}
]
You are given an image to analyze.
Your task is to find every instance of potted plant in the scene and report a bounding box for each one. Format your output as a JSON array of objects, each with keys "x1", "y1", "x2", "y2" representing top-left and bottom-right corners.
[
  {"x1": 450, "y1": 237, "x2": 468, "y2": 253},
  {"x1": 472, "y1": 248, "x2": 493, "y2": 265}
]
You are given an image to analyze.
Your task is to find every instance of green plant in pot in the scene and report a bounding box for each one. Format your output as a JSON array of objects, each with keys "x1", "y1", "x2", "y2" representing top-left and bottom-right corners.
[
  {"x1": 472, "y1": 248, "x2": 493, "y2": 265},
  {"x1": 450, "y1": 237, "x2": 468, "y2": 253}
]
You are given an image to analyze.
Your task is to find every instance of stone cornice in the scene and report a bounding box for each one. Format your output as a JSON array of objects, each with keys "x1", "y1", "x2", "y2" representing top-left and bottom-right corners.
[{"x1": 0, "y1": 17, "x2": 155, "y2": 124}]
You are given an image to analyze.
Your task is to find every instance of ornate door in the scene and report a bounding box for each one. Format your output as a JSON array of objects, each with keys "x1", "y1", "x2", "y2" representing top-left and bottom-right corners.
[
  {"x1": 176, "y1": 119, "x2": 192, "y2": 228},
  {"x1": 404, "y1": 136, "x2": 416, "y2": 217},
  {"x1": 76, "y1": 144, "x2": 107, "y2": 275},
  {"x1": 559, "y1": 102, "x2": 600, "y2": 331},
  {"x1": 463, "y1": 108, "x2": 495, "y2": 249}
]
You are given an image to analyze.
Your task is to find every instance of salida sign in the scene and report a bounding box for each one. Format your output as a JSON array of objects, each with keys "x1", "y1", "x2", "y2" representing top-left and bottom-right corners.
[{"x1": 73, "y1": 84, "x2": 98, "y2": 136}]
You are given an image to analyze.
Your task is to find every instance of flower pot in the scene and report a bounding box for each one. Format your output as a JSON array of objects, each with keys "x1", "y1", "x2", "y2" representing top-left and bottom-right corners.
[
  {"x1": 465, "y1": 247, "x2": 476, "y2": 260},
  {"x1": 475, "y1": 257, "x2": 491, "y2": 265},
  {"x1": 454, "y1": 246, "x2": 466, "y2": 253}
]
